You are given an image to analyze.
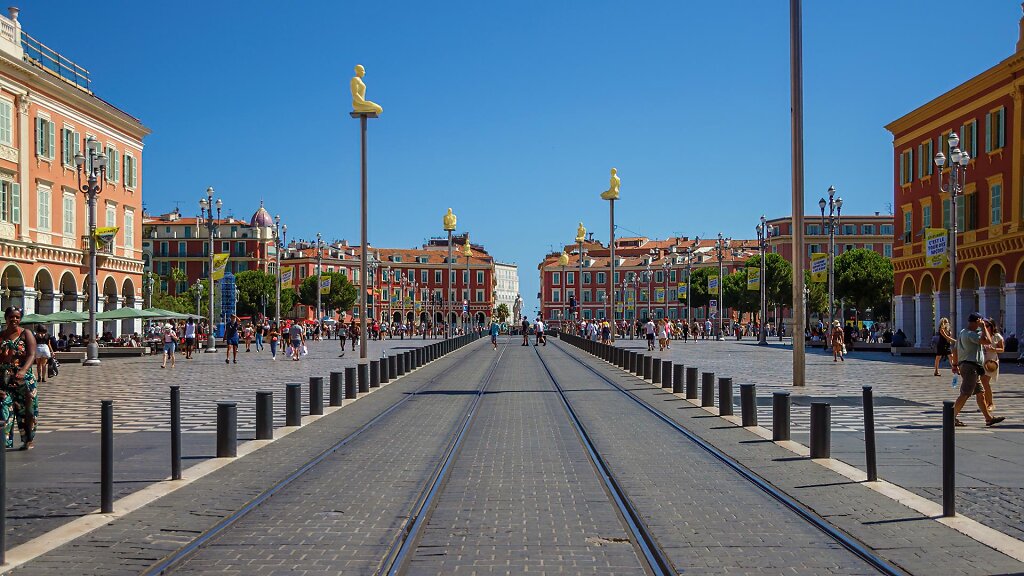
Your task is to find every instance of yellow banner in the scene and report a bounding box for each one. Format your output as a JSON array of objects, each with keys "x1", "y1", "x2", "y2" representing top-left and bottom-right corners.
[
  {"x1": 654, "y1": 288, "x2": 665, "y2": 303},
  {"x1": 212, "y1": 253, "x2": 230, "y2": 281},
  {"x1": 677, "y1": 283, "x2": 687, "y2": 301},
  {"x1": 925, "y1": 228, "x2": 948, "y2": 268},
  {"x1": 747, "y1": 268, "x2": 760, "y2": 291},
  {"x1": 810, "y1": 253, "x2": 828, "y2": 283},
  {"x1": 707, "y1": 276, "x2": 718, "y2": 291},
  {"x1": 93, "y1": 226, "x2": 118, "y2": 249},
  {"x1": 320, "y1": 277, "x2": 332, "y2": 294},
  {"x1": 280, "y1": 266, "x2": 294, "y2": 284}
]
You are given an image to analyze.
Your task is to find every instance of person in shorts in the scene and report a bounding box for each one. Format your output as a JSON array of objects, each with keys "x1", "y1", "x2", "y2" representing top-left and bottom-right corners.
[
  {"x1": 951, "y1": 312, "x2": 1004, "y2": 427},
  {"x1": 521, "y1": 317, "x2": 530, "y2": 346},
  {"x1": 161, "y1": 324, "x2": 178, "y2": 369},
  {"x1": 490, "y1": 322, "x2": 500, "y2": 350},
  {"x1": 183, "y1": 317, "x2": 196, "y2": 359},
  {"x1": 289, "y1": 321, "x2": 304, "y2": 361},
  {"x1": 644, "y1": 319, "x2": 656, "y2": 351},
  {"x1": 224, "y1": 315, "x2": 241, "y2": 364}
]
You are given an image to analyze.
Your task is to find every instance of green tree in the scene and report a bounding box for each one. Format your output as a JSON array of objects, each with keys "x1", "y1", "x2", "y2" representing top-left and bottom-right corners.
[
  {"x1": 298, "y1": 272, "x2": 357, "y2": 318},
  {"x1": 165, "y1": 267, "x2": 188, "y2": 295},
  {"x1": 494, "y1": 303, "x2": 510, "y2": 323},
  {"x1": 235, "y1": 270, "x2": 276, "y2": 317},
  {"x1": 804, "y1": 274, "x2": 829, "y2": 321},
  {"x1": 723, "y1": 269, "x2": 757, "y2": 314},
  {"x1": 834, "y1": 249, "x2": 894, "y2": 320},
  {"x1": 743, "y1": 253, "x2": 793, "y2": 309},
  {"x1": 686, "y1": 267, "x2": 715, "y2": 309}
]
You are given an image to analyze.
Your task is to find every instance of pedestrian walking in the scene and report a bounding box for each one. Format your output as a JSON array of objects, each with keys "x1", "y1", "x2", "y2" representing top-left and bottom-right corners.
[
  {"x1": 951, "y1": 312, "x2": 1004, "y2": 427},
  {"x1": 534, "y1": 317, "x2": 546, "y2": 346},
  {"x1": 338, "y1": 322, "x2": 347, "y2": 357},
  {"x1": 160, "y1": 323, "x2": 178, "y2": 369},
  {"x1": 183, "y1": 317, "x2": 196, "y2": 359},
  {"x1": 521, "y1": 316, "x2": 530, "y2": 346},
  {"x1": 349, "y1": 323, "x2": 359, "y2": 351},
  {"x1": 224, "y1": 314, "x2": 241, "y2": 364},
  {"x1": 1, "y1": 306, "x2": 38, "y2": 450},
  {"x1": 288, "y1": 322, "x2": 304, "y2": 361},
  {"x1": 831, "y1": 321, "x2": 845, "y2": 362},
  {"x1": 255, "y1": 320, "x2": 265, "y2": 352},
  {"x1": 269, "y1": 322, "x2": 281, "y2": 360},
  {"x1": 490, "y1": 322, "x2": 500, "y2": 350},
  {"x1": 933, "y1": 317, "x2": 954, "y2": 376},
  {"x1": 982, "y1": 318, "x2": 1004, "y2": 412},
  {"x1": 656, "y1": 319, "x2": 667, "y2": 351},
  {"x1": 32, "y1": 327, "x2": 52, "y2": 383},
  {"x1": 645, "y1": 318, "x2": 656, "y2": 351}
]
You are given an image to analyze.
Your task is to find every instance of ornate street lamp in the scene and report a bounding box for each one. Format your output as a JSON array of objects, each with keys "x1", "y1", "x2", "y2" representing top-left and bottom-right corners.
[
  {"x1": 713, "y1": 233, "x2": 732, "y2": 340},
  {"x1": 74, "y1": 135, "x2": 107, "y2": 366},
  {"x1": 274, "y1": 215, "x2": 283, "y2": 322},
  {"x1": 315, "y1": 232, "x2": 324, "y2": 325},
  {"x1": 193, "y1": 278, "x2": 204, "y2": 316},
  {"x1": 558, "y1": 250, "x2": 569, "y2": 329},
  {"x1": 576, "y1": 222, "x2": 586, "y2": 325},
  {"x1": 443, "y1": 208, "x2": 457, "y2": 334},
  {"x1": 935, "y1": 133, "x2": 970, "y2": 330},
  {"x1": 819, "y1": 186, "x2": 843, "y2": 332},
  {"x1": 755, "y1": 216, "x2": 773, "y2": 345},
  {"x1": 462, "y1": 235, "x2": 473, "y2": 331},
  {"x1": 199, "y1": 187, "x2": 222, "y2": 352}
]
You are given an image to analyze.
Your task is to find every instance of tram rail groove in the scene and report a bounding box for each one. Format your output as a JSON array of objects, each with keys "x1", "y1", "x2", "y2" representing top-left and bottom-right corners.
[
  {"x1": 142, "y1": 336, "x2": 490, "y2": 576},
  {"x1": 553, "y1": 336, "x2": 909, "y2": 576},
  {"x1": 533, "y1": 346, "x2": 676, "y2": 576},
  {"x1": 379, "y1": 339, "x2": 510, "y2": 576}
]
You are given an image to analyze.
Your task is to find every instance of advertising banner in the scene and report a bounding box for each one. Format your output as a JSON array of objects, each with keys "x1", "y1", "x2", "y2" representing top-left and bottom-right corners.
[
  {"x1": 925, "y1": 228, "x2": 948, "y2": 268},
  {"x1": 677, "y1": 282, "x2": 687, "y2": 301},
  {"x1": 810, "y1": 253, "x2": 828, "y2": 283},
  {"x1": 747, "y1": 268, "x2": 761, "y2": 291},
  {"x1": 654, "y1": 288, "x2": 665, "y2": 303},
  {"x1": 212, "y1": 253, "x2": 230, "y2": 281},
  {"x1": 708, "y1": 276, "x2": 718, "y2": 291},
  {"x1": 320, "y1": 277, "x2": 332, "y2": 294}
]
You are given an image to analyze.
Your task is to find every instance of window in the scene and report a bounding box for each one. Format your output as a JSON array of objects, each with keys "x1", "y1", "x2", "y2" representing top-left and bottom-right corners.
[
  {"x1": 956, "y1": 197, "x2": 966, "y2": 232},
  {"x1": 105, "y1": 146, "x2": 119, "y2": 183},
  {"x1": 62, "y1": 194, "x2": 74, "y2": 237},
  {"x1": 476, "y1": 270, "x2": 484, "y2": 283},
  {"x1": 160, "y1": 241, "x2": 168, "y2": 256},
  {"x1": 177, "y1": 241, "x2": 186, "y2": 255},
  {"x1": 900, "y1": 149, "x2": 913, "y2": 185},
  {"x1": 597, "y1": 290, "x2": 606, "y2": 302},
  {"x1": 918, "y1": 139, "x2": 934, "y2": 176},
  {"x1": 844, "y1": 244, "x2": 855, "y2": 252},
  {"x1": 884, "y1": 244, "x2": 892, "y2": 257},
  {"x1": 221, "y1": 241, "x2": 229, "y2": 252},
  {"x1": 124, "y1": 153, "x2": 138, "y2": 188},
  {"x1": 582, "y1": 290, "x2": 592, "y2": 302},
  {"x1": 0, "y1": 181, "x2": 15, "y2": 223},
  {"x1": 36, "y1": 186, "x2": 50, "y2": 230},
  {"x1": 861, "y1": 224, "x2": 875, "y2": 235},
  {"x1": 942, "y1": 198, "x2": 951, "y2": 230},
  {"x1": 462, "y1": 270, "x2": 469, "y2": 284},
  {"x1": 991, "y1": 183, "x2": 1002, "y2": 225},
  {"x1": 670, "y1": 270, "x2": 677, "y2": 282},
  {"x1": 808, "y1": 244, "x2": 820, "y2": 256},
  {"x1": 61, "y1": 128, "x2": 76, "y2": 167},
  {"x1": 583, "y1": 272, "x2": 591, "y2": 284},
  {"x1": 903, "y1": 210, "x2": 912, "y2": 243},
  {"x1": 552, "y1": 289, "x2": 560, "y2": 303},
  {"x1": 923, "y1": 205, "x2": 931, "y2": 229},
  {"x1": 842, "y1": 224, "x2": 855, "y2": 235},
  {"x1": 35, "y1": 116, "x2": 55, "y2": 160},
  {"x1": 863, "y1": 244, "x2": 874, "y2": 252},
  {"x1": 0, "y1": 100, "x2": 11, "y2": 146},
  {"x1": 434, "y1": 270, "x2": 441, "y2": 283},
  {"x1": 421, "y1": 270, "x2": 428, "y2": 283},
  {"x1": 598, "y1": 272, "x2": 606, "y2": 284},
  {"x1": 552, "y1": 272, "x2": 560, "y2": 284},
  {"x1": 105, "y1": 204, "x2": 116, "y2": 247},
  {"x1": 880, "y1": 224, "x2": 894, "y2": 235},
  {"x1": 475, "y1": 289, "x2": 483, "y2": 302},
  {"x1": 962, "y1": 119, "x2": 978, "y2": 158},
  {"x1": 986, "y1": 107, "x2": 1006, "y2": 152},
  {"x1": 655, "y1": 271, "x2": 664, "y2": 283}
]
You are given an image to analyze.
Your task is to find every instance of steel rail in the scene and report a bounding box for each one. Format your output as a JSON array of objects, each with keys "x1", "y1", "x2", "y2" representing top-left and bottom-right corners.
[
  {"x1": 143, "y1": 336, "x2": 489, "y2": 576},
  {"x1": 552, "y1": 336, "x2": 908, "y2": 576},
  {"x1": 533, "y1": 346, "x2": 675, "y2": 576}
]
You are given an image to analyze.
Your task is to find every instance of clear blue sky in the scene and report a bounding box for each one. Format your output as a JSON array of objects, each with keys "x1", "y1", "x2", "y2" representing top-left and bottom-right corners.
[{"x1": 22, "y1": 1, "x2": 1022, "y2": 316}]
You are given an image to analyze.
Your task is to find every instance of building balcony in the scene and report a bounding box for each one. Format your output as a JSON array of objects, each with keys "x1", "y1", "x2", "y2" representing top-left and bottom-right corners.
[{"x1": 0, "y1": 9, "x2": 91, "y2": 94}]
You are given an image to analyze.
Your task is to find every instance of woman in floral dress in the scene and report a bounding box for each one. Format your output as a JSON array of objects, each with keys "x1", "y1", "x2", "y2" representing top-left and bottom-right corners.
[{"x1": 1, "y1": 306, "x2": 38, "y2": 449}]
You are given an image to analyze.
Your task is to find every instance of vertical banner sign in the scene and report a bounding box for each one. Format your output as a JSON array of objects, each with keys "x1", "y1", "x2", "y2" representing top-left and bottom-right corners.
[
  {"x1": 709, "y1": 299, "x2": 718, "y2": 315},
  {"x1": 212, "y1": 253, "x2": 230, "y2": 281},
  {"x1": 810, "y1": 253, "x2": 828, "y2": 283},
  {"x1": 677, "y1": 282, "x2": 687, "y2": 301},
  {"x1": 93, "y1": 226, "x2": 119, "y2": 250},
  {"x1": 925, "y1": 228, "x2": 948, "y2": 268},
  {"x1": 747, "y1": 268, "x2": 761, "y2": 291},
  {"x1": 280, "y1": 266, "x2": 294, "y2": 284},
  {"x1": 707, "y1": 276, "x2": 719, "y2": 291},
  {"x1": 320, "y1": 277, "x2": 332, "y2": 294},
  {"x1": 640, "y1": 288, "x2": 649, "y2": 303},
  {"x1": 626, "y1": 289, "x2": 635, "y2": 304},
  {"x1": 654, "y1": 288, "x2": 665, "y2": 303}
]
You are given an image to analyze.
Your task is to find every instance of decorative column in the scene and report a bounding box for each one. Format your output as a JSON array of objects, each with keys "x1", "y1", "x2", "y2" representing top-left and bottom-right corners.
[
  {"x1": 1003, "y1": 283, "x2": 1024, "y2": 339},
  {"x1": 977, "y1": 286, "x2": 1002, "y2": 324},
  {"x1": 933, "y1": 290, "x2": 950, "y2": 331},
  {"x1": 15, "y1": 93, "x2": 29, "y2": 241},
  {"x1": 895, "y1": 294, "x2": 917, "y2": 346},
  {"x1": 21, "y1": 287, "x2": 37, "y2": 315},
  {"x1": 914, "y1": 292, "x2": 934, "y2": 346},
  {"x1": 956, "y1": 289, "x2": 977, "y2": 330}
]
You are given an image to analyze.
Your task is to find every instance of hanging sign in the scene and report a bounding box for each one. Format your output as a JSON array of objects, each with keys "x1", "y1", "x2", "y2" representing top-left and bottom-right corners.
[
  {"x1": 810, "y1": 253, "x2": 828, "y2": 283},
  {"x1": 747, "y1": 268, "x2": 760, "y2": 291},
  {"x1": 925, "y1": 228, "x2": 948, "y2": 268},
  {"x1": 707, "y1": 276, "x2": 718, "y2": 291},
  {"x1": 212, "y1": 253, "x2": 230, "y2": 281}
]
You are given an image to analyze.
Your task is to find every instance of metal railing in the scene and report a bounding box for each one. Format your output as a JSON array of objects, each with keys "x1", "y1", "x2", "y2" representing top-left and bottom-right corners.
[{"x1": 20, "y1": 31, "x2": 91, "y2": 93}]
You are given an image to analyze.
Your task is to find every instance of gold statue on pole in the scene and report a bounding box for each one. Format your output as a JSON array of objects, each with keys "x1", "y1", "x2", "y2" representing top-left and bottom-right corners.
[
  {"x1": 462, "y1": 234, "x2": 473, "y2": 257},
  {"x1": 576, "y1": 222, "x2": 586, "y2": 243},
  {"x1": 600, "y1": 168, "x2": 620, "y2": 201},
  {"x1": 443, "y1": 208, "x2": 457, "y2": 232},
  {"x1": 350, "y1": 64, "x2": 383, "y2": 115},
  {"x1": 558, "y1": 251, "x2": 570, "y2": 266}
]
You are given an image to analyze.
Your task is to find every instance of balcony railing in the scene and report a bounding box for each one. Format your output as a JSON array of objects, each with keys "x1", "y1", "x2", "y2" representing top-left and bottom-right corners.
[{"x1": 20, "y1": 30, "x2": 91, "y2": 93}]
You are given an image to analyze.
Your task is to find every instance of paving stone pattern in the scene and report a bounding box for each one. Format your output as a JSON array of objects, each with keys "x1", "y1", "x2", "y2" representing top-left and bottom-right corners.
[
  {"x1": 406, "y1": 344, "x2": 646, "y2": 575},
  {"x1": 10, "y1": 339, "x2": 482, "y2": 576},
  {"x1": 543, "y1": 345, "x2": 874, "y2": 576},
  {"x1": 573, "y1": 339, "x2": 1024, "y2": 575}
]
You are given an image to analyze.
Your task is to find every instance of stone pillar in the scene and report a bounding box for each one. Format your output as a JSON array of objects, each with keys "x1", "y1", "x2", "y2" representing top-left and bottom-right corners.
[
  {"x1": 1004, "y1": 284, "x2": 1024, "y2": 339},
  {"x1": 934, "y1": 291, "x2": 950, "y2": 331},
  {"x1": 915, "y1": 292, "x2": 934, "y2": 345},
  {"x1": 895, "y1": 295, "x2": 917, "y2": 346},
  {"x1": 957, "y1": 289, "x2": 977, "y2": 330},
  {"x1": 131, "y1": 297, "x2": 143, "y2": 336},
  {"x1": 977, "y1": 286, "x2": 1003, "y2": 324},
  {"x1": 21, "y1": 287, "x2": 37, "y2": 316},
  {"x1": 15, "y1": 93, "x2": 29, "y2": 241}
]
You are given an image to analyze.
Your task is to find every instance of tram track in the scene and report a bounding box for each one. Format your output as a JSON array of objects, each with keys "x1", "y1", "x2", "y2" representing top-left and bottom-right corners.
[
  {"x1": 143, "y1": 336, "x2": 505, "y2": 576},
  {"x1": 544, "y1": 336, "x2": 908, "y2": 576}
]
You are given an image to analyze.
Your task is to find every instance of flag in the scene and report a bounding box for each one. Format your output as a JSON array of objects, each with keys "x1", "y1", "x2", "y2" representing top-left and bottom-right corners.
[
  {"x1": 320, "y1": 276, "x2": 332, "y2": 294},
  {"x1": 654, "y1": 288, "x2": 665, "y2": 303},
  {"x1": 212, "y1": 253, "x2": 230, "y2": 281},
  {"x1": 810, "y1": 253, "x2": 828, "y2": 282},
  {"x1": 925, "y1": 228, "x2": 948, "y2": 268},
  {"x1": 707, "y1": 276, "x2": 718, "y2": 291},
  {"x1": 626, "y1": 289, "x2": 635, "y2": 304},
  {"x1": 280, "y1": 266, "x2": 294, "y2": 284},
  {"x1": 93, "y1": 226, "x2": 118, "y2": 249},
  {"x1": 677, "y1": 283, "x2": 687, "y2": 301},
  {"x1": 747, "y1": 268, "x2": 760, "y2": 291}
]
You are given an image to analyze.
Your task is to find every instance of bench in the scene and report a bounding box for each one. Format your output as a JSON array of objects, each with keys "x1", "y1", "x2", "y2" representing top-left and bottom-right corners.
[
  {"x1": 890, "y1": 346, "x2": 935, "y2": 356},
  {"x1": 69, "y1": 346, "x2": 150, "y2": 357},
  {"x1": 54, "y1": 351, "x2": 86, "y2": 363},
  {"x1": 808, "y1": 341, "x2": 890, "y2": 352}
]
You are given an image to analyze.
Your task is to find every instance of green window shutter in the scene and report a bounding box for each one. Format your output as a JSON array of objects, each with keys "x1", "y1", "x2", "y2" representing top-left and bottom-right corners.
[
  {"x1": 10, "y1": 182, "x2": 19, "y2": 223},
  {"x1": 985, "y1": 113, "x2": 992, "y2": 152},
  {"x1": 972, "y1": 121, "x2": 978, "y2": 155},
  {"x1": 908, "y1": 148, "x2": 913, "y2": 182},
  {"x1": 46, "y1": 121, "x2": 54, "y2": 158},
  {"x1": 899, "y1": 153, "x2": 904, "y2": 184},
  {"x1": 34, "y1": 118, "x2": 42, "y2": 156},
  {"x1": 74, "y1": 132, "x2": 81, "y2": 157},
  {"x1": 999, "y1": 109, "x2": 1005, "y2": 148}
]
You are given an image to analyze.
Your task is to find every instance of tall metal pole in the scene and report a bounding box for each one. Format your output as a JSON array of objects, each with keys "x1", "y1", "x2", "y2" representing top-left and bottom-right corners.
[
  {"x1": 609, "y1": 199, "x2": 616, "y2": 339},
  {"x1": 686, "y1": 256, "x2": 693, "y2": 328},
  {"x1": 315, "y1": 233, "x2": 322, "y2": 325},
  {"x1": 85, "y1": 188, "x2": 99, "y2": 365},
  {"x1": 447, "y1": 230, "x2": 453, "y2": 331},
  {"x1": 578, "y1": 239, "x2": 584, "y2": 326},
  {"x1": 274, "y1": 218, "x2": 281, "y2": 323},
  {"x1": 759, "y1": 222, "x2": 768, "y2": 344},
  {"x1": 466, "y1": 250, "x2": 471, "y2": 330},
  {"x1": 790, "y1": 0, "x2": 807, "y2": 386},
  {"x1": 718, "y1": 246, "x2": 725, "y2": 340},
  {"x1": 357, "y1": 113, "x2": 371, "y2": 359},
  {"x1": 950, "y1": 191, "x2": 958, "y2": 332}
]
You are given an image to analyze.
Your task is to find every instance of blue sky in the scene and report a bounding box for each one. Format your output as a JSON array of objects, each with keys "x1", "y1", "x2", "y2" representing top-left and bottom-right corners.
[{"x1": 22, "y1": 1, "x2": 1022, "y2": 315}]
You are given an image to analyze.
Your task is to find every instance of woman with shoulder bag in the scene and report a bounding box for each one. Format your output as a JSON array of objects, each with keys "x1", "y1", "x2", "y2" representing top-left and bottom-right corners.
[
  {"x1": 934, "y1": 317, "x2": 955, "y2": 376},
  {"x1": 982, "y1": 318, "x2": 1004, "y2": 411}
]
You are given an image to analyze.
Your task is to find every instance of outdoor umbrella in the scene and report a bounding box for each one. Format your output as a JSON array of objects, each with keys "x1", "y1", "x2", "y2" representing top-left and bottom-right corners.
[
  {"x1": 42, "y1": 310, "x2": 90, "y2": 323},
  {"x1": 143, "y1": 308, "x2": 193, "y2": 320},
  {"x1": 17, "y1": 313, "x2": 51, "y2": 324},
  {"x1": 95, "y1": 308, "x2": 164, "y2": 321}
]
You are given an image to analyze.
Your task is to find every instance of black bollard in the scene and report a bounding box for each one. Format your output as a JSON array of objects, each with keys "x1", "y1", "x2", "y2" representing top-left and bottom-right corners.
[
  {"x1": 101, "y1": 400, "x2": 113, "y2": 514},
  {"x1": 170, "y1": 386, "x2": 181, "y2": 481},
  {"x1": 772, "y1": 392, "x2": 791, "y2": 441},
  {"x1": 701, "y1": 372, "x2": 715, "y2": 407},
  {"x1": 329, "y1": 372, "x2": 344, "y2": 406},
  {"x1": 662, "y1": 361, "x2": 673, "y2": 389},
  {"x1": 685, "y1": 366, "x2": 698, "y2": 399},
  {"x1": 718, "y1": 377, "x2": 734, "y2": 416},
  {"x1": 673, "y1": 364, "x2": 685, "y2": 394},
  {"x1": 809, "y1": 402, "x2": 831, "y2": 459},
  {"x1": 286, "y1": 383, "x2": 302, "y2": 426},
  {"x1": 309, "y1": 377, "x2": 324, "y2": 415},
  {"x1": 256, "y1": 391, "x2": 273, "y2": 440},
  {"x1": 369, "y1": 360, "x2": 380, "y2": 389},
  {"x1": 380, "y1": 356, "x2": 390, "y2": 384},
  {"x1": 345, "y1": 366, "x2": 357, "y2": 399},
  {"x1": 396, "y1": 353, "x2": 406, "y2": 377},
  {"x1": 651, "y1": 357, "x2": 661, "y2": 384},
  {"x1": 216, "y1": 401, "x2": 238, "y2": 458},
  {"x1": 740, "y1": 384, "x2": 757, "y2": 427},
  {"x1": 943, "y1": 400, "x2": 955, "y2": 517},
  {"x1": 389, "y1": 355, "x2": 398, "y2": 379},
  {"x1": 358, "y1": 362, "x2": 370, "y2": 393},
  {"x1": 863, "y1": 386, "x2": 877, "y2": 482}
]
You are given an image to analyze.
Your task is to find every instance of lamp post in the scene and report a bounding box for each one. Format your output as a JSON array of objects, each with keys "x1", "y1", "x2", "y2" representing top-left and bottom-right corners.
[
  {"x1": 367, "y1": 254, "x2": 378, "y2": 323},
  {"x1": 74, "y1": 135, "x2": 107, "y2": 366},
  {"x1": 756, "y1": 216, "x2": 771, "y2": 345},
  {"x1": 576, "y1": 223, "x2": 586, "y2": 326},
  {"x1": 443, "y1": 209, "x2": 457, "y2": 335},
  {"x1": 682, "y1": 241, "x2": 698, "y2": 328},
  {"x1": 384, "y1": 267, "x2": 392, "y2": 325},
  {"x1": 399, "y1": 274, "x2": 408, "y2": 325},
  {"x1": 193, "y1": 279, "x2": 204, "y2": 317},
  {"x1": 462, "y1": 235, "x2": 473, "y2": 331},
  {"x1": 713, "y1": 233, "x2": 732, "y2": 340},
  {"x1": 559, "y1": 251, "x2": 569, "y2": 330},
  {"x1": 644, "y1": 262, "x2": 653, "y2": 321},
  {"x1": 199, "y1": 187, "x2": 222, "y2": 353},
  {"x1": 315, "y1": 232, "x2": 323, "y2": 325},
  {"x1": 143, "y1": 272, "x2": 154, "y2": 310},
  {"x1": 620, "y1": 276, "x2": 629, "y2": 338},
  {"x1": 934, "y1": 133, "x2": 970, "y2": 331},
  {"x1": 601, "y1": 168, "x2": 619, "y2": 340},
  {"x1": 274, "y1": 215, "x2": 283, "y2": 323},
  {"x1": 662, "y1": 258, "x2": 670, "y2": 320},
  {"x1": 818, "y1": 186, "x2": 843, "y2": 331}
]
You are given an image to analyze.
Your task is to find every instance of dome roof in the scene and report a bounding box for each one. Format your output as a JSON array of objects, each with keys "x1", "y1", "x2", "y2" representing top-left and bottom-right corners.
[{"x1": 250, "y1": 201, "x2": 274, "y2": 228}]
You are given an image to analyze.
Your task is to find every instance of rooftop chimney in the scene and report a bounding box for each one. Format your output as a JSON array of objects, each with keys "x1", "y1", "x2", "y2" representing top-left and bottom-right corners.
[{"x1": 7, "y1": 7, "x2": 18, "y2": 22}]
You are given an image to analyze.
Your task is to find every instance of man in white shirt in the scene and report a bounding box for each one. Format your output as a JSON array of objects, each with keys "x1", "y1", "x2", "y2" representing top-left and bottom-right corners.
[
  {"x1": 534, "y1": 318, "x2": 546, "y2": 346},
  {"x1": 645, "y1": 319, "x2": 656, "y2": 351}
]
